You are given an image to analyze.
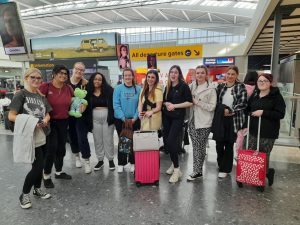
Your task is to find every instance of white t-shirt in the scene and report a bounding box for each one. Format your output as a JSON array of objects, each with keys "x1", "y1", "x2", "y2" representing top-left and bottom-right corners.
[{"x1": 222, "y1": 86, "x2": 234, "y2": 110}]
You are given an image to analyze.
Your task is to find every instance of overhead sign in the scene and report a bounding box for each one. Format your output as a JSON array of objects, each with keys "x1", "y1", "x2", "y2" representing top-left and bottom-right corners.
[
  {"x1": 204, "y1": 57, "x2": 235, "y2": 66},
  {"x1": 31, "y1": 33, "x2": 117, "y2": 60},
  {"x1": 130, "y1": 45, "x2": 202, "y2": 61}
]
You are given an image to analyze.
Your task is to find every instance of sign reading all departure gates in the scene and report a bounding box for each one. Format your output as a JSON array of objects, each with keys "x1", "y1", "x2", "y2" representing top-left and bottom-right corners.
[{"x1": 130, "y1": 45, "x2": 202, "y2": 61}]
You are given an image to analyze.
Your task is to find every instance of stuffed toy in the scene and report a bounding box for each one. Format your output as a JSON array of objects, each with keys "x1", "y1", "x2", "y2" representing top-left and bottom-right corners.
[{"x1": 69, "y1": 88, "x2": 88, "y2": 118}]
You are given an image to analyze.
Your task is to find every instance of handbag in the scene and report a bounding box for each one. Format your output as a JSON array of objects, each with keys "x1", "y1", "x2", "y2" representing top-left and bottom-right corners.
[
  {"x1": 118, "y1": 120, "x2": 133, "y2": 154},
  {"x1": 236, "y1": 116, "x2": 267, "y2": 187}
]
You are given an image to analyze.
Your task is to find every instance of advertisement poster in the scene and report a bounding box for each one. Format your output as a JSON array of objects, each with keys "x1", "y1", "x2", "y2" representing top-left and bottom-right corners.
[
  {"x1": 0, "y1": 2, "x2": 27, "y2": 55},
  {"x1": 117, "y1": 44, "x2": 131, "y2": 69},
  {"x1": 31, "y1": 33, "x2": 117, "y2": 59},
  {"x1": 147, "y1": 54, "x2": 157, "y2": 69}
]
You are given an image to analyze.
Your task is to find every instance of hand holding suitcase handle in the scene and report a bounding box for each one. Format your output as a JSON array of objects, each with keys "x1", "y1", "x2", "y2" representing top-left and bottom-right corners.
[{"x1": 246, "y1": 115, "x2": 261, "y2": 154}]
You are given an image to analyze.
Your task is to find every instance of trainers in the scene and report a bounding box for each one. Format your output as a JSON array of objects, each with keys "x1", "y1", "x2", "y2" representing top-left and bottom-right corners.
[
  {"x1": 117, "y1": 165, "x2": 124, "y2": 173},
  {"x1": 55, "y1": 172, "x2": 72, "y2": 180},
  {"x1": 43, "y1": 178, "x2": 54, "y2": 188},
  {"x1": 130, "y1": 164, "x2": 135, "y2": 173},
  {"x1": 267, "y1": 168, "x2": 275, "y2": 186},
  {"x1": 33, "y1": 188, "x2": 51, "y2": 199},
  {"x1": 187, "y1": 172, "x2": 203, "y2": 181},
  {"x1": 94, "y1": 161, "x2": 104, "y2": 171},
  {"x1": 218, "y1": 172, "x2": 228, "y2": 178},
  {"x1": 124, "y1": 162, "x2": 131, "y2": 171},
  {"x1": 109, "y1": 160, "x2": 116, "y2": 170},
  {"x1": 84, "y1": 160, "x2": 92, "y2": 174},
  {"x1": 166, "y1": 163, "x2": 174, "y2": 175},
  {"x1": 75, "y1": 156, "x2": 82, "y2": 168},
  {"x1": 169, "y1": 168, "x2": 182, "y2": 183},
  {"x1": 19, "y1": 193, "x2": 32, "y2": 209}
]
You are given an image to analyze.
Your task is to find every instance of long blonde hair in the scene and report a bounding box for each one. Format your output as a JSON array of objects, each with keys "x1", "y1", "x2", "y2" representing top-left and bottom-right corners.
[{"x1": 24, "y1": 68, "x2": 44, "y2": 96}]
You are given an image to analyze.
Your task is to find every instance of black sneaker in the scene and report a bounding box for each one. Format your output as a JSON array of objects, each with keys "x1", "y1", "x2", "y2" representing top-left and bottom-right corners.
[
  {"x1": 33, "y1": 188, "x2": 51, "y2": 199},
  {"x1": 19, "y1": 193, "x2": 32, "y2": 209},
  {"x1": 43, "y1": 178, "x2": 54, "y2": 188},
  {"x1": 109, "y1": 160, "x2": 115, "y2": 170},
  {"x1": 267, "y1": 168, "x2": 275, "y2": 186},
  {"x1": 94, "y1": 161, "x2": 104, "y2": 171},
  {"x1": 55, "y1": 172, "x2": 72, "y2": 180},
  {"x1": 187, "y1": 172, "x2": 203, "y2": 181}
]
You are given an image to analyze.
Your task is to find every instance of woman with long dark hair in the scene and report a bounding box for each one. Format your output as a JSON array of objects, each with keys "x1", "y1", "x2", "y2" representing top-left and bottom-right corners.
[
  {"x1": 138, "y1": 70, "x2": 163, "y2": 131},
  {"x1": 86, "y1": 72, "x2": 115, "y2": 170},
  {"x1": 163, "y1": 65, "x2": 193, "y2": 183}
]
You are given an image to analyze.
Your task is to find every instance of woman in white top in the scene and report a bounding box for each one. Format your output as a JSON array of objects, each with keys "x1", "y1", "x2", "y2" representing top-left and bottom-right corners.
[{"x1": 187, "y1": 65, "x2": 217, "y2": 181}]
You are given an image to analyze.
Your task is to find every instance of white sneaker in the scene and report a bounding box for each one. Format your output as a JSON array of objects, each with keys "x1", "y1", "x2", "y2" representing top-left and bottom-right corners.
[
  {"x1": 124, "y1": 163, "x2": 131, "y2": 172},
  {"x1": 169, "y1": 168, "x2": 182, "y2": 183},
  {"x1": 84, "y1": 160, "x2": 92, "y2": 174},
  {"x1": 218, "y1": 172, "x2": 228, "y2": 178},
  {"x1": 130, "y1": 164, "x2": 135, "y2": 173},
  {"x1": 166, "y1": 163, "x2": 174, "y2": 175},
  {"x1": 117, "y1": 166, "x2": 124, "y2": 173},
  {"x1": 75, "y1": 156, "x2": 82, "y2": 168}
]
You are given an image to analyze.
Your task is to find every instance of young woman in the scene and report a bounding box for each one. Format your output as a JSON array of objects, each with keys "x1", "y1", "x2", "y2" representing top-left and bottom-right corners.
[
  {"x1": 138, "y1": 70, "x2": 163, "y2": 131},
  {"x1": 187, "y1": 65, "x2": 217, "y2": 181},
  {"x1": 39, "y1": 65, "x2": 73, "y2": 189},
  {"x1": 245, "y1": 74, "x2": 285, "y2": 190},
  {"x1": 86, "y1": 72, "x2": 115, "y2": 171},
  {"x1": 163, "y1": 65, "x2": 193, "y2": 183},
  {"x1": 118, "y1": 45, "x2": 130, "y2": 69},
  {"x1": 113, "y1": 68, "x2": 141, "y2": 173},
  {"x1": 212, "y1": 66, "x2": 247, "y2": 178},
  {"x1": 8, "y1": 68, "x2": 52, "y2": 209},
  {"x1": 67, "y1": 62, "x2": 92, "y2": 174}
]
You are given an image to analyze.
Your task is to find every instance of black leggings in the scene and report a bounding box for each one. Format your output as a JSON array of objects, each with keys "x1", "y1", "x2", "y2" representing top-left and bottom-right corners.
[
  {"x1": 23, "y1": 146, "x2": 45, "y2": 194},
  {"x1": 162, "y1": 115, "x2": 184, "y2": 168},
  {"x1": 44, "y1": 119, "x2": 68, "y2": 174}
]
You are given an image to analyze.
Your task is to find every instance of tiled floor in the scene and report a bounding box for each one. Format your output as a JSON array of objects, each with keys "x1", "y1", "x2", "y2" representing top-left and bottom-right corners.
[{"x1": 0, "y1": 129, "x2": 299, "y2": 225}]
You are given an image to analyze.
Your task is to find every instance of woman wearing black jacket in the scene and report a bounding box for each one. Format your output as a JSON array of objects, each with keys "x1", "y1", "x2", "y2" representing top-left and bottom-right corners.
[
  {"x1": 86, "y1": 72, "x2": 115, "y2": 171},
  {"x1": 246, "y1": 73, "x2": 285, "y2": 188}
]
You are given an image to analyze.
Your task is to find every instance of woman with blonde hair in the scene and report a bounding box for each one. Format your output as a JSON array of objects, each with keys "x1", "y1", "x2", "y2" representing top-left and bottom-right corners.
[
  {"x1": 138, "y1": 70, "x2": 163, "y2": 131},
  {"x1": 162, "y1": 65, "x2": 193, "y2": 183},
  {"x1": 9, "y1": 68, "x2": 52, "y2": 209}
]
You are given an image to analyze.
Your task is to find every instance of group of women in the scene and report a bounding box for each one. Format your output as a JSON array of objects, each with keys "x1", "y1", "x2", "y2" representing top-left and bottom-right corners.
[{"x1": 8, "y1": 62, "x2": 285, "y2": 209}]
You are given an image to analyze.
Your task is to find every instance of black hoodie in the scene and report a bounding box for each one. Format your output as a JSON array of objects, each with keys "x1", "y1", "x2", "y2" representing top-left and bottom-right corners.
[{"x1": 246, "y1": 87, "x2": 286, "y2": 139}]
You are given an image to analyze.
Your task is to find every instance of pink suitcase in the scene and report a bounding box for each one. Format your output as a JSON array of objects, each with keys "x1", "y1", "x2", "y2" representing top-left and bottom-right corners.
[{"x1": 134, "y1": 150, "x2": 160, "y2": 186}]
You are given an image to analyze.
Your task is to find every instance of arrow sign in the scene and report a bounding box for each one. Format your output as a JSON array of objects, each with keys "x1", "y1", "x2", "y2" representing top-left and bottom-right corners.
[{"x1": 194, "y1": 50, "x2": 200, "y2": 56}]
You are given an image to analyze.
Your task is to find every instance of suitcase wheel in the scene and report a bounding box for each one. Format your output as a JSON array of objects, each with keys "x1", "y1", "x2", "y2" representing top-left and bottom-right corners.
[
  {"x1": 154, "y1": 181, "x2": 159, "y2": 186},
  {"x1": 237, "y1": 181, "x2": 243, "y2": 188},
  {"x1": 136, "y1": 182, "x2": 141, "y2": 187}
]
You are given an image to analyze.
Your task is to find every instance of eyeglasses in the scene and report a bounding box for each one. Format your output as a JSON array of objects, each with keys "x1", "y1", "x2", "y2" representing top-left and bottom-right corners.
[
  {"x1": 29, "y1": 76, "x2": 42, "y2": 81},
  {"x1": 58, "y1": 71, "x2": 68, "y2": 76},
  {"x1": 257, "y1": 80, "x2": 270, "y2": 84},
  {"x1": 74, "y1": 67, "x2": 85, "y2": 72}
]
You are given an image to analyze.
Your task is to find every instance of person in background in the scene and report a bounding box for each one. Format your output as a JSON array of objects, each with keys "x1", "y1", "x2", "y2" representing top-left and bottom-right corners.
[
  {"x1": 113, "y1": 68, "x2": 141, "y2": 173},
  {"x1": 0, "y1": 91, "x2": 11, "y2": 115},
  {"x1": 245, "y1": 74, "x2": 285, "y2": 191},
  {"x1": 212, "y1": 65, "x2": 247, "y2": 178},
  {"x1": 8, "y1": 68, "x2": 52, "y2": 209},
  {"x1": 40, "y1": 65, "x2": 73, "y2": 188},
  {"x1": 163, "y1": 65, "x2": 193, "y2": 183},
  {"x1": 67, "y1": 62, "x2": 92, "y2": 174},
  {"x1": 187, "y1": 65, "x2": 217, "y2": 181},
  {"x1": 235, "y1": 71, "x2": 258, "y2": 152},
  {"x1": 86, "y1": 72, "x2": 115, "y2": 171},
  {"x1": 118, "y1": 45, "x2": 130, "y2": 69},
  {"x1": 138, "y1": 69, "x2": 163, "y2": 131}
]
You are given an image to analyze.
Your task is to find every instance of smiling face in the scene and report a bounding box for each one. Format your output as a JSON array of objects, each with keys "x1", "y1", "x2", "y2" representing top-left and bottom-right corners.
[
  {"x1": 195, "y1": 68, "x2": 207, "y2": 84},
  {"x1": 146, "y1": 72, "x2": 157, "y2": 87},
  {"x1": 226, "y1": 69, "x2": 238, "y2": 84},
  {"x1": 54, "y1": 69, "x2": 68, "y2": 84},
  {"x1": 120, "y1": 46, "x2": 128, "y2": 57},
  {"x1": 169, "y1": 67, "x2": 180, "y2": 83},
  {"x1": 72, "y1": 63, "x2": 85, "y2": 80},
  {"x1": 123, "y1": 70, "x2": 134, "y2": 86},
  {"x1": 93, "y1": 74, "x2": 103, "y2": 89},
  {"x1": 25, "y1": 71, "x2": 42, "y2": 89},
  {"x1": 257, "y1": 75, "x2": 271, "y2": 92}
]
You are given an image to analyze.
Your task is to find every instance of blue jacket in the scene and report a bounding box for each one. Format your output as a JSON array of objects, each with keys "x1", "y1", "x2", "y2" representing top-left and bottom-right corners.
[{"x1": 113, "y1": 84, "x2": 141, "y2": 121}]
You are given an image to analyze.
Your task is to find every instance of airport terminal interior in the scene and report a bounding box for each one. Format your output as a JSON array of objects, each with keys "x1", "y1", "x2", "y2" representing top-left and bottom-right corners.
[{"x1": 0, "y1": 0, "x2": 300, "y2": 224}]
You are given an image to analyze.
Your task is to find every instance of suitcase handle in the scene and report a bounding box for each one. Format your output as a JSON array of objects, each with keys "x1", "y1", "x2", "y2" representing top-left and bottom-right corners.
[{"x1": 246, "y1": 115, "x2": 261, "y2": 151}]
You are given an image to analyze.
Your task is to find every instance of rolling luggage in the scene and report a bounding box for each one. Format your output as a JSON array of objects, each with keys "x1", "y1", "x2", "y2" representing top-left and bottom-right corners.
[
  {"x1": 133, "y1": 119, "x2": 160, "y2": 186},
  {"x1": 236, "y1": 116, "x2": 267, "y2": 191}
]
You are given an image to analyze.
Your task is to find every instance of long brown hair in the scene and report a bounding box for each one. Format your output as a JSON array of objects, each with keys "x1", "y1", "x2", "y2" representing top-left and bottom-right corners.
[
  {"x1": 141, "y1": 70, "x2": 159, "y2": 101},
  {"x1": 165, "y1": 65, "x2": 185, "y2": 100}
]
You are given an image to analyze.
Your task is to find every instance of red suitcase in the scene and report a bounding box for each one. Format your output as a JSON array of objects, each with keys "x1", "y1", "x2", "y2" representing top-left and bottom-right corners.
[{"x1": 236, "y1": 116, "x2": 267, "y2": 190}]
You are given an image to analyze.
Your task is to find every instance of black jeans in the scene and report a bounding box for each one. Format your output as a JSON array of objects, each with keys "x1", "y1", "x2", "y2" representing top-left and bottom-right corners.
[
  {"x1": 162, "y1": 115, "x2": 184, "y2": 168},
  {"x1": 68, "y1": 117, "x2": 91, "y2": 159},
  {"x1": 44, "y1": 119, "x2": 68, "y2": 174},
  {"x1": 115, "y1": 119, "x2": 140, "y2": 166},
  {"x1": 23, "y1": 146, "x2": 45, "y2": 194},
  {"x1": 216, "y1": 141, "x2": 234, "y2": 173}
]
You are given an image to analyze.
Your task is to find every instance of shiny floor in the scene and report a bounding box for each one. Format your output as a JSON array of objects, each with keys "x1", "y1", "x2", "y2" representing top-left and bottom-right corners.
[{"x1": 0, "y1": 132, "x2": 300, "y2": 225}]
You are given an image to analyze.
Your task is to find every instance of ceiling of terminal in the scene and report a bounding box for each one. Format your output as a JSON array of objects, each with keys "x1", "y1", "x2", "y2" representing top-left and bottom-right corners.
[
  {"x1": 13, "y1": 0, "x2": 259, "y2": 38},
  {"x1": 248, "y1": 0, "x2": 300, "y2": 55}
]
